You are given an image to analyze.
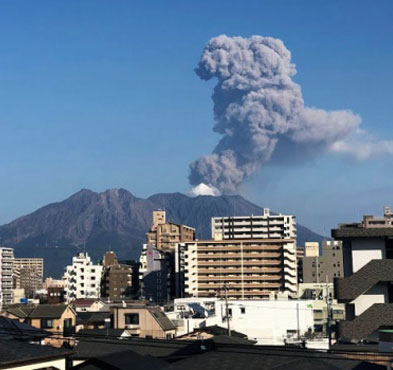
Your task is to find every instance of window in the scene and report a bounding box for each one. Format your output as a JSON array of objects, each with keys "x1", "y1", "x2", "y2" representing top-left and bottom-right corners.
[
  {"x1": 125, "y1": 313, "x2": 139, "y2": 325},
  {"x1": 228, "y1": 308, "x2": 232, "y2": 316},
  {"x1": 240, "y1": 307, "x2": 246, "y2": 314},
  {"x1": 41, "y1": 319, "x2": 54, "y2": 328},
  {"x1": 64, "y1": 318, "x2": 73, "y2": 328}
]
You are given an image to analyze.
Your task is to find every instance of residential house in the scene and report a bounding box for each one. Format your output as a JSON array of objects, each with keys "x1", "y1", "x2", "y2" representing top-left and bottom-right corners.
[{"x1": 111, "y1": 304, "x2": 176, "y2": 339}]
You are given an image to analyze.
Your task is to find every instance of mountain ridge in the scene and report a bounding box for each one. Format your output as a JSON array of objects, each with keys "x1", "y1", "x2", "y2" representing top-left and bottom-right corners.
[{"x1": 0, "y1": 189, "x2": 327, "y2": 277}]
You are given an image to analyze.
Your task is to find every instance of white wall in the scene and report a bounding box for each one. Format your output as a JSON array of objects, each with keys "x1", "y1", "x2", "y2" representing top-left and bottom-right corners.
[
  {"x1": 171, "y1": 298, "x2": 314, "y2": 345},
  {"x1": 352, "y1": 283, "x2": 388, "y2": 316},
  {"x1": 351, "y1": 238, "x2": 385, "y2": 272}
]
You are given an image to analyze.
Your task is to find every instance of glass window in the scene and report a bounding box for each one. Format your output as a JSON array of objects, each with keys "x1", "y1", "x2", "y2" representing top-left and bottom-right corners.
[
  {"x1": 240, "y1": 307, "x2": 246, "y2": 314},
  {"x1": 125, "y1": 313, "x2": 139, "y2": 325},
  {"x1": 41, "y1": 319, "x2": 54, "y2": 328}
]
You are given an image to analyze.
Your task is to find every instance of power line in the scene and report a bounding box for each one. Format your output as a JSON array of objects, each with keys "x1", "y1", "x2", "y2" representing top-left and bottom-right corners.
[{"x1": 0, "y1": 325, "x2": 392, "y2": 360}]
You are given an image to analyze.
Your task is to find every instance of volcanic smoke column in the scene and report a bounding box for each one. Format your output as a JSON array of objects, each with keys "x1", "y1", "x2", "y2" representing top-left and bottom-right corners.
[{"x1": 188, "y1": 35, "x2": 363, "y2": 195}]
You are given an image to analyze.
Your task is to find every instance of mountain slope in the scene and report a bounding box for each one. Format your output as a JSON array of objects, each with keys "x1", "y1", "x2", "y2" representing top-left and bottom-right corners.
[{"x1": 0, "y1": 189, "x2": 326, "y2": 277}]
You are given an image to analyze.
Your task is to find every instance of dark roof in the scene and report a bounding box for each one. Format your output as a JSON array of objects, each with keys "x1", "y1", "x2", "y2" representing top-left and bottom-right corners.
[
  {"x1": 73, "y1": 350, "x2": 167, "y2": 370},
  {"x1": 199, "y1": 325, "x2": 248, "y2": 339},
  {"x1": 5, "y1": 305, "x2": 35, "y2": 318},
  {"x1": 209, "y1": 335, "x2": 256, "y2": 345},
  {"x1": 78, "y1": 329, "x2": 126, "y2": 338},
  {"x1": 166, "y1": 345, "x2": 385, "y2": 370},
  {"x1": 73, "y1": 299, "x2": 99, "y2": 307},
  {"x1": 335, "y1": 259, "x2": 393, "y2": 302},
  {"x1": 29, "y1": 304, "x2": 70, "y2": 318},
  {"x1": 73, "y1": 337, "x2": 208, "y2": 360},
  {"x1": 6, "y1": 303, "x2": 71, "y2": 319},
  {"x1": 0, "y1": 316, "x2": 50, "y2": 340},
  {"x1": 0, "y1": 339, "x2": 73, "y2": 367},
  {"x1": 332, "y1": 227, "x2": 393, "y2": 239},
  {"x1": 77, "y1": 311, "x2": 111, "y2": 324},
  {"x1": 148, "y1": 307, "x2": 176, "y2": 331},
  {"x1": 73, "y1": 337, "x2": 386, "y2": 369}
]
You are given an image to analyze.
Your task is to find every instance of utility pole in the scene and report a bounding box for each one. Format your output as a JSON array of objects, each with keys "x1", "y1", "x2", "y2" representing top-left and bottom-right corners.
[
  {"x1": 326, "y1": 275, "x2": 332, "y2": 350},
  {"x1": 221, "y1": 283, "x2": 231, "y2": 336}
]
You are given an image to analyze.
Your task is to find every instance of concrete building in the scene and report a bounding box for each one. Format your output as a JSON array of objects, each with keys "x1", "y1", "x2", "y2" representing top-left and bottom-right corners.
[
  {"x1": 138, "y1": 244, "x2": 169, "y2": 303},
  {"x1": 101, "y1": 251, "x2": 133, "y2": 301},
  {"x1": 211, "y1": 209, "x2": 296, "y2": 241},
  {"x1": 298, "y1": 283, "x2": 345, "y2": 334},
  {"x1": 63, "y1": 252, "x2": 103, "y2": 302},
  {"x1": 167, "y1": 297, "x2": 314, "y2": 345},
  {"x1": 0, "y1": 247, "x2": 14, "y2": 310},
  {"x1": 146, "y1": 210, "x2": 195, "y2": 252},
  {"x1": 13, "y1": 258, "x2": 43, "y2": 298},
  {"x1": 302, "y1": 241, "x2": 343, "y2": 284},
  {"x1": 175, "y1": 238, "x2": 297, "y2": 300},
  {"x1": 332, "y1": 207, "x2": 393, "y2": 342},
  {"x1": 305, "y1": 242, "x2": 320, "y2": 257}
]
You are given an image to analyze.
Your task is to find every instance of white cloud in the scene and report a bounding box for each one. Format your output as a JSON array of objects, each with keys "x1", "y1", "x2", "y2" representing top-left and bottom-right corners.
[{"x1": 189, "y1": 183, "x2": 221, "y2": 197}]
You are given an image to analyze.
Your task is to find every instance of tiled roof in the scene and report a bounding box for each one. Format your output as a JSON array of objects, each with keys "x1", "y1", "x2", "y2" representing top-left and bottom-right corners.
[
  {"x1": 77, "y1": 311, "x2": 111, "y2": 324},
  {"x1": 147, "y1": 307, "x2": 175, "y2": 331},
  {"x1": 0, "y1": 339, "x2": 73, "y2": 367},
  {"x1": 332, "y1": 227, "x2": 393, "y2": 239},
  {"x1": 72, "y1": 350, "x2": 167, "y2": 370},
  {"x1": 5, "y1": 304, "x2": 71, "y2": 319},
  {"x1": 29, "y1": 304, "x2": 70, "y2": 318},
  {"x1": 5, "y1": 305, "x2": 35, "y2": 318},
  {"x1": 335, "y1": 259, "x2": 393, "y2": 302},
  {"x1": 0, "y1": 316, "x2": 50, "y2": 340},
  {"x1": 74, "y1": 338, "x2": 384, "y2": 370}
]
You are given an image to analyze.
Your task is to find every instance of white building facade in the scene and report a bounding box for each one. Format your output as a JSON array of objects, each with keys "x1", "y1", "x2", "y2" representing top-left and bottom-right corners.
[
  {"x1": 168, "y1": 297, "x2": 314, "y2": 345},
  {"x1": 175, "y1": 238, "x2": 298, "y2": 299},
  {"x1": 0, "y1": 247, "x2": 14, "y2": 310},
  {"x1": 211, "y1": 209, "x2": 296, "y2": 241},
  {"x1": 63, "y1": 252, "x2": 103, "y2": 302}
]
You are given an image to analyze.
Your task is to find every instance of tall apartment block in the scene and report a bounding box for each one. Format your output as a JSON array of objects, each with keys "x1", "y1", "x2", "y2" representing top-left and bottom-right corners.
[
  {"x1": 140, "y1": 210, "x2": 196, "y2": 303},
  {"x1": 139, "y1": 244, "x2": 169, "y2": 303},
  {"x1": 0, "y1": 247, "x2": 14, "y2": 310},
  {"x1": 146, "y1": 210, "x2": 195, "y2": 252},
  {"x1": 175, "y1": 238, "x2": 297, "y2": 299},
  {"x1": 211, "y1": 209, "x2": 296, "y2": 241},
  {"x1": 302, "y1": 241, "x2": 343, "y2": 284},
  {"x1": 63, "y1": 252, "x2": 103, "y2": 302},
  {"x1": 332, "y1": 207, "x2": 393, "y2": 342},
  {"x1": 101, "y1": 251, "x2": 133, "y2": 301},
  {"x1": 13, "y1": 258, "x2": 43, "y2": 298}
]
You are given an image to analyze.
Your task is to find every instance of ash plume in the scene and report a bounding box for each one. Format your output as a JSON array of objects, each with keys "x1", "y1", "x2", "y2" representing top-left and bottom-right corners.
[{"x1": 189, "y1": 35, "x2": 393, "y2": 195}]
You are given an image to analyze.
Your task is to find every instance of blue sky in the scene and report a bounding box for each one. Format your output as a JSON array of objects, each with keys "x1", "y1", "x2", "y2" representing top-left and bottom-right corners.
[{"x1": 0, "y1": 0, "x2": 392, "y2": 235}]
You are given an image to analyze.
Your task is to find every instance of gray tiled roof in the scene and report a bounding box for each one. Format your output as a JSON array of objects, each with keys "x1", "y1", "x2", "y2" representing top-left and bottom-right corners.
[
  {"x1": 72, "y1": 350, "x2": 167, "y2": 370},
  {"x1": 5, "y1": 304, "x2": 70, "y2": 319},
  {"x1": 337, "y1": 303, "x2": 393, "y2": 341},
  {"x1": 0, "y1": 339, "x2": 73, "y2": 366},
  {"x1": 0, "y1": 316, "x2": 50, "y2": 340},
  {"x1": 29, "y1": 304, "x2": 70, "y2": 318},
  {"x1": 335, "y1": 259, "x2": 393, "y2": 302},
  {"x1": 148, "y1": 307, "x2": 176, "y2": 331},
  {"x1": 332, "y1": 227, "x2": 393, "y2": 239}
]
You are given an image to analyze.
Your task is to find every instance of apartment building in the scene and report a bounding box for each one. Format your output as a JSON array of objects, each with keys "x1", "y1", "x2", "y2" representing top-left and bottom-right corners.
[
  {"x1": 332, "y1": 207, "x2": 393, "y2": 342},
  {"x1": 63, "y1": 252, "x2": 103, "y2": 302},
  {"x1": 101, "y1": 251, "x2": 133, "y2": 301},
  {"x1": 146, "y1": 210, "x2": 195, "y2": 252},
  {"x1": 175, "y1": 238, "x2": 297, "y2": 300},
  {"x1": 302, "y1": 241, "x2": 343, "y2": 284},
  {"x1": 211, "y1": 208, "x2": 296, "y2": 241},
  {"x1": 139, "y1": 244, "x2": 169, "y2": 303},
  {"x1": 13, "y1": 258, "x2": 43, "y2": 298},
  {"x1": 0, "y1": 247, "x2": 14, "y2": 310}
]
